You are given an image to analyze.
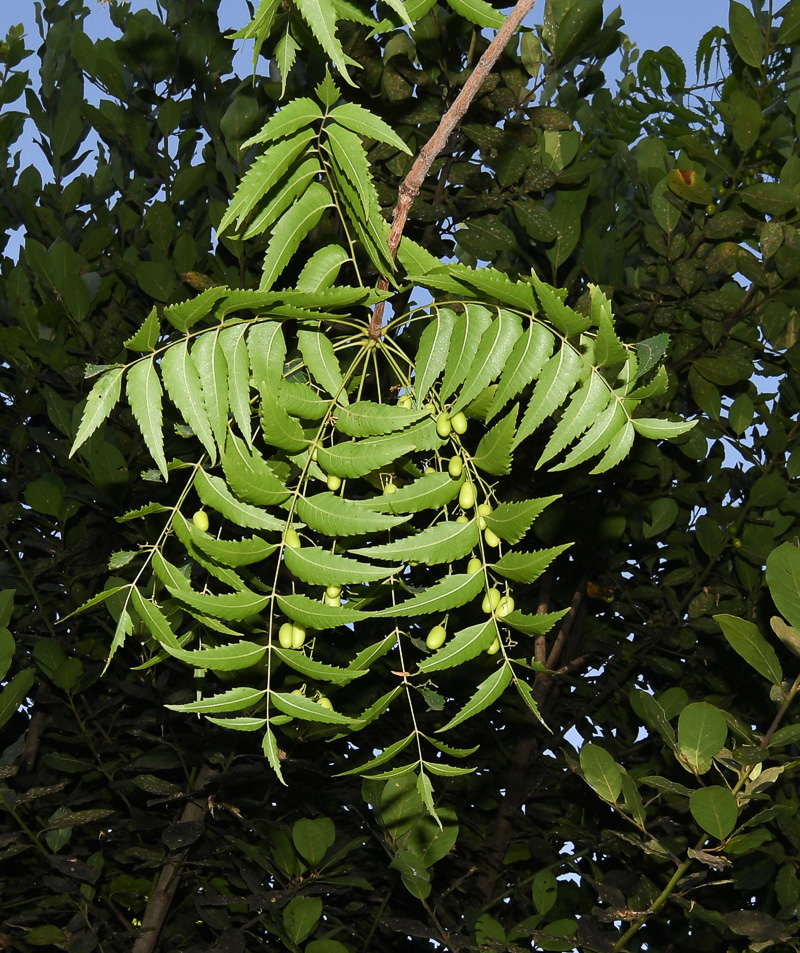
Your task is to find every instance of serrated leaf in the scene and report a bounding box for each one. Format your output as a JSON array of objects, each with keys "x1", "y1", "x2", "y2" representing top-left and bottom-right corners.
[
  {"x1": 293, "y1": 0, "x2": 359, "y2": 86},
  {"x1": 627, "y1": 364, "x2": 669, "y2": 400},
  {"x1": 218, "y1": 128, "x2": 315, "y2": 235},
  {"x1": 223, "y1": 433, "x2": 290, "y2": 505},
  {"x1": 243, "y1": 97, "x2": 322, "y2": 147},
  {"x1": 415, "y1": 308, "x2": 457, "y2": 403},
  {"x1": 441, "y1": 304, "x2": 493, "y2": 402},
  {"x1": 273, "y1": 28, "x2": 300, "y2": 96},
  {"x1": 297, "y1": 491, "x2": 410, "y2": 536},
  {"x1": 590, "y1": 286, "x2": 628, "y2": 365},
  {"x1": 166, "y1": 582, "x2": 270, "y2": 621},
  {"x1": 438, "y1": 664, "x2": 513, "y2": 732},
  {"x1": 284, "y1": 545, "x2": 398, "y2": 585},
  {"x1": 272, "y1": 647, "x2": 365, "y2": 685},
  {"x1": 260, "y1": 183, "x2": 334, "y2": 291},
  {"x1": 374, "y1": 571, "x2": 484, "y2": 618},
  {"x1": 451, "y1": 310, "x2": 523, "y2": 414},
  {"x1": 634, "y1": 333, "x2": 670, "y2": 379},
  {"x1": 131, "y1": 589, "x2": 181, "y2": 649},
  {"x1": 248, "y1": 321, "x2": 286, "y2": 389},
  {"x1": 422, "y1": 761, "x2": 476, "y2": 777},
  {"x1": 161, "y1": 339, "x2": 216, "y2": 463},
  {"x1": 127, "y1": 358, "x2": 168, "y2": 480},
  {"x1": 448, "y1": 0, "x2": 503, "y2": 27},
  {"x1": 195, "y1": 468, "x2": 286, "y2": 531},
  {"x1": 164, "y1": 640, "x2": 268, "y2": 672},
  {"x1": 125, "y1": 305, "x2": 160, "y2": 352},
  {"x1": 361, "y1": 470, "x2": 463, "y2": 513},
  {"x1": 219, "y1": 323, "x2": 252, "y2": 447},
  {"x1": 503, "y1": 608, "x2": 567, "y2": 637},
  {"x1": 335, "y1": 402, "x2": 426, "y2": 437},
  {"x1": 164, "y1": 286, "x2": 229, "y2": 331},
  {"x1": 297, "y1": 328, "x2": 347, "y2": 403},
  {"x1": 262, "y1": 726, "x2": 287, "y2": 784},
  {"x1": 590, "y1": 419, "x2": 635, "y2": 474},
  {"x1": 492, "y1": 544, "x2": 571, "y2": 583},
  {"x1": 242, "y1": 156, "x2": 323, "y2": 241},
  {"x1": 206, "y1": 715, "x2": 268, "y2": 731},
  {"x1": 276, "y1": 380, "x2": 330, "y2": 419},
  {"x1": 513, "y1": 345, "x2": 582, "y2": 448},
  {"x1": 271, "y1": 690, "x2": 354, "y2": 723},
  {"x1": 440, "y1": 263, "x2": 537, "y2": 311},
  {"x1": 353, "y1": 520, "x2": 479, "y2": 566},
  {"x1": 337, "y1": 734, "x2": 416, "y2": 775},
  {"x1": 632, "y1": 417, "x2": 695, "y2": 439},
  {"x1": 166, "y1": 686, "x2": 267, "y2": 714},
  {"x1": 296, "y1": 245, "x2": 350, "y2": 292},
  {"x1": 192, "y1": 330, "x2": 228, "y2": 452},
  {"x1": 418, "y1": 619, "x2": 498, "y2": 672},
  {"x1": 326, "y1": 122, "x2": 374, "y2": 221},
  {"x1": 277, "y1": 593, "x2": 368, "y2": 629},
  {"x1": 551, "y1": 401, "x2": 627, "y2": 472},
  {"x1": 531, "y1": 273, "x2": 590, "y2": 336},
  {"x1": 486, "y1": 323, "x2": 554, "y2": 422},
  {"x1": 330, "y1": 158, "x2": 395, "y2": 274},
  {"x1": 537, "y1": 372, "x2": 612, "y2": 468},
  {"x1": 189, "y1": 525, "x2": 276, "y2": 567},
  {"x1": 330, "y1": 102, "x2": 411, "y2": 154},
  {"x1": 318, "y1": 437, "x2": 416, "y2": 479},
  {"x1": 259, "y1": 389, "x2": 310, "y2": 452},
  {"x1": 484, "y1": 496, "x2": 559, "y2": 545},
  {"x1": 71, "y1": 366, "x2": 124, "y2": 455},
  {"x1": 473, "y1": 405, "x2": 517, "y2": 475}
]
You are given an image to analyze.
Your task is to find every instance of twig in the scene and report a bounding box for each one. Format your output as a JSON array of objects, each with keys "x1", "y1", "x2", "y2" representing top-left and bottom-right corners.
[{"x1": 368, "y1": 0, "x2": 539, "y2": 338}]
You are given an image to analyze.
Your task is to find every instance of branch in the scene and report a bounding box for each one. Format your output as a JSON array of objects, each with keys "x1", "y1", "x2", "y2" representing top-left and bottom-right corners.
[
  {"x1": 131, "y1": 763, "x2": 216, "y2": 953},
  {"x1": 369, "y1": 0, "x2": 539, "y2": 338}
]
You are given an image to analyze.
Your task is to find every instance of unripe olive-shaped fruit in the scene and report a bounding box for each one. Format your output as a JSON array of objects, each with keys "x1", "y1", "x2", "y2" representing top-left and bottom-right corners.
[
  {"x1": 436, "y1": 411, "x2": 452, "y2": 438},
  {"x1": 278, "y1": 622, "x2": 294, "y2": 649},
  {"x1": 327, "y1": 473, "x2": 342, "y2": 491},
  {"x1": 456, "y1": 514, "x2": 470, "y2": 524},
  {"x1": 459, "y1": 481, "x2": 476, "y2": 509},
  {"x1": 482, "y1": 587, "x2": 502, "y2": 614},
  {"x1": 383, "y1": 481, "x2": 397, "y2": 495},
  {"x1": 484, "y1": 527, "x2": 501, "y2": 548},
  {"x1": 316, "y1": 695, "x2": 334, "y2": 710},
  {"x1": 486, "y1": 636, "x2": 501, "y2": 655},
  {"x1": 732, "y1": 537, "x2": 743, "y2": 549},
  {"x1": 326, "y1": 585, "x2": 342, "y2": 598},
  {"x1": 451, "y1": 411, "x2": 468, "y2": 435},
  {"x1": 311, "y1": 446, "x2": 319, "y2": 461},
  {"x1": 426, "y1": 625, "x2": 447, "y2": 650},
  {"x1": 398, "y1": 395, "x2": 413, "y2": 409},
  {"x1": 448, "y1": 456, "x2": 463, "y2": 479},
  {"x1": 324, "y1": 594, "x2": 341, "y2": 607},
  {"x1": 496, "y1": 595, "x2": 515, "y2": 618},
  {"x1": 291, "y1": 623, "x2": 306, "y2": 649},
  {"x1": 467, "y1": 556, "x2": 482, "y2": 574},
  {"x1": 192, "y1": 510, "x2": 209, "y2": 532},
  {"x1": 285, "y1": 528, "x2": 302, "y2": 549},
  {"x1": 477, "y1": 502, "x2": 492, "y2": 531}
]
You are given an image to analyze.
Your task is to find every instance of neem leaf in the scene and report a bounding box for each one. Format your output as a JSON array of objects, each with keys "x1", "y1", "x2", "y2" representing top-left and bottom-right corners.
[
  {"x1": 166, "y1": 686, "x2": 267, "y2": 714},
  {"x1": 486, "y1": 323, "x2": 555, "y2": 422},
  {"x1": 437, "y1": 664, "x2": 513, "y2": 732},
  {"x1": 161, "y1": 338, "x2": 217, "y2": 463},
  {"x1": 352, "y1": 520, "x2": 479, "y2": 566},
  {"x1": 297, "y1": 492, "x2": 410, "y2": 536},
  {"x1": 359, "y1": 471, "x2": 463, "y2": 513},
  {"x1": 195, "y1": 469, "x2": 286, "y2": 532},
  {"x1": 318, "y1": 437, "x2": 416, "y2": 478},
  {"x1": 335, "y1": 402, "x2": 426, "y2": 437},
  {"x1": 222, "y1": 433, "x2": 291, "y2": 506},
  {"x1": 373, "y1": 571, "x2": 484, "y2": 618},
  {"x1": 418, "y1": 619, "x2": 498, "y2": 672},
  {"x1": 284, "y1": 544, "x2": 399, "y2": 585},
  {"x1": 277, "y1": 593, "x2": 368, "y2": 629},
  {"x1": 71, "y1": 366, "x2": 124, "y2": 455},
  {"x1": 329, "y1": 102, "x2": 411, "y2": 154},
  {"x1": 491, "y1": 544, "x2": 571, "y2": 583},
  {"x1": 127, "y1": 357, "x2": 168, "y2": 480},
  {"x1": 415, "y1": 308, "x2": 457, "y2": 404},
  {"x1": 271, "y1": 690, "x2": 353, "y2": 723},
  {"x1": 484, "y1": 496, "x2": 559, "y2": 545}
]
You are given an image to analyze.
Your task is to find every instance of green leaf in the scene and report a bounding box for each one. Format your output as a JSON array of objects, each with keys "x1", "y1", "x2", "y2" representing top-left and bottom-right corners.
[
  {"x1": 531, "y1": 274, "x2": 590, "y2": 336},
  {"x1": 353, "y1": 520, "x2": 479, "y2": 566},
  {"x1": 337, "y1": 733, "x2": 416, "y2": 775},
  {"x1": 276, "y1": 381, "x2": 330, "y2": 419},
  {"x1": 297, "y1": 328, "x2": 347, "y2": 403},
  {"x1": 330, "y1": 102, "x2": 411, "y2": 154},
  {"x1": 644, "y1": 498, "x2": 679, "y2": 539},
  {"x1": 591, "y1": 286, "x2": 628, "y2": 365},
  {"x1": 554, "y1": 0, "x2": 603, "y2": 63},
  {"x1": 243, "y1": 97, "x2": 322, "y2": 147},
  {"x1": 359, "y1": 470, "x2": 463, "y2": 513},
  {"x1": 551, "y1": 401, "x2": 628, "y2": 472},
  {"x1": 502, "y1": 609, "x2": 567, "y2": 638},
  {"x1": 293, "y1": 0, "x2": 358, "y2": 85},
  {"x1": 167, "y1": 584, "x2": 270, "y2": 621},
  {"x1": 729, "y1": 0, "x2": 763, "y2": 67},
  {"x1": 127, "y1": 357, "x2": 168, "y2": 480},
  {"x1": 485, "y1": 496, "x2": 559, "y2": 545},
  {"x1": 131, "y1": 589, "x2": 181, "y2": 649},
  {"x1": 262, "y1": 726, "x2": 287, "y2": 784},
  {"x1": 441, "y1": 304, "x2": 493, "y2": 402},
  {"x1": 415, "y1": 308, "x2": 457, "y2": 404},
  {"x1": 418, "y1": 618, "x2": 498, "y2": 673},
  {"x1": 0, "y1": 669, "x2": 35, "y2": 731},
  {"x1": 219, "y1": 323, "x2": 253, "y2": 447},
  {"x1": 513, "y1": 345, "x2": 582, "y2": 448},
  {"x1": 766, "y1": 543, "x2": 800, "y2": 630},
  {"x1": 716, "y1": 614, "x2": 783, "y2": 686},
  {"x1": 690, "y1": 786, "x2": 738, "y2": 839},
  {"x1": 164, "y1": 286, "x2": 228, "y2": 331},
  {"x1": 260, "y1": 183, "x2": 334, "y2": 291},
  {"x1": 206, "y1": 716, "x2": 267, "y2": 731},
  {"x1": 438, "y1": 664, "x2": 513, "y2": 732},
  {"x1": 161, "y1": 339, "x2": 217, "y2": 463},
  {"x1": 335, "y1": 402, "x2": 425, "y2": 437},
  {"x1": 373, "y1": 571, "x2": 484, "y2": 618},
  {"x1": 248, "y1": 321, "x2": 286, "y2": 389},
  {"x1": 486, "y1": 323, "x2": 555, "y2": 422},
  {"x1": 448, "y1": 0, "x2": 503, "y2": 28},
  {"x1": 259, "y1": 390, "x2": 310, "y2": 452},
  {"x1": 272, "y1": 647, "x2": 365, "y2": 685},
  {"x1": 473, "y1": 405, "x2": 517, "y2": 476},
  {"x1": 71, "y1": 366, "x2": 124, "y2": 455},
  {"x1": 580, "y1": 743, "x2": 622, "y2": 803},
  {"x1": 195, "y1": 469, "x2": 286, "y2": 531},
  {"x1": 533, "y1": 870, "x2": 559, "y2": 916},
  {"x1": 537, "y1": 374, "x2": 612, "y2": 469},
  {"x1": 678, "y1": 702, "x2": 728, "y2": 772},
  {"x1": 277, "y1": 593, "x2": 368, "y2": 629},
  {"x1": 451, "y1": 310, "x2": 523, "y2": 414},
  {"x1": 242, "y1": 157, "x2": 323, "y2": 241},
  {"x1": 125, "y1": 305, "x2": 160, "y2": 352},
  {"x1": 284, "y1": 544, "x2": 398, "y2": 585},
  {"x1": 297, "y1": 491, "x2": 410, "y2": 536},
  {"x1": 167, "y1": 686, "x2": 267, "y2": 714},
  {"x1": 296, "y1": 245, "x2": 350, "y2": 292},
  {"x1": 163, "y1": 640, "x2": 268, "y2": 672},
  {"x1": 491, "y1": 544, "x2": 571, "y2": 584},
  {"x1": 192, "y1": 331, "x2": 228, "y2": 451},
  {"x1": 222, "y1": 433, "x2": 291, "y2": 506},
  {"x1": 293, "y1": 817, "x2": 336, "y2": 866},
  {"x1": 632, "y1": 417, "x2": 695, "y2": 440},
  {"x1": 271, "y1": 690, "x2": 354, "y2": 723},
  {"x1": 590, "y1": 419, "x2": 635, "y2": 474},
  {"x1": 326, "y1": 122, "x2": 375, "y2": 221},
  {"x1": 188, "y1": 526, "x2": 276, "y2": 567},
  {"x1": 273, "y1": 28, "x2": 300, "y2": 96},
  {"x1": 740, "y1": 182, "x2": 799, "y2": 216},
  {"x1": 779, "y1": 0, "x2": 800, "y2": 43},
  {"x1": 218, "y1": 128, "x2": 315, "y2": 235},
  {"x1": 318, "y1": 436, "x2": 416, "y2": 479}
]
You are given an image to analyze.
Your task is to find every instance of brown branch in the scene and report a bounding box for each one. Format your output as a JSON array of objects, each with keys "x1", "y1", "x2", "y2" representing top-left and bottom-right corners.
[
  {"x1": 131, "y1": 763, "x2": 216, "y2": 953},
  {"x1": 369, "y1": 0, "x2": 539, "y2": 338}
]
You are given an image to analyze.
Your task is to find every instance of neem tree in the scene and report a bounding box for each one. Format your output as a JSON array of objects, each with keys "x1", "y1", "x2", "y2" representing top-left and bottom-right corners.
[{"x1": 2, "y1": 0, "x2": 800, "y2": 951}]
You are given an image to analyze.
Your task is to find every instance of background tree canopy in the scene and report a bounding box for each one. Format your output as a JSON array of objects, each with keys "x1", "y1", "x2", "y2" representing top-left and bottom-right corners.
[{"x1": 2, "y1": 0, "x2": 800, "y2": 951}]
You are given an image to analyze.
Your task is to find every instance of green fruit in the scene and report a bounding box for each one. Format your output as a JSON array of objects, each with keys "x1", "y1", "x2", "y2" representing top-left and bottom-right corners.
[
  {"x1": 327, "y1": 473, "x2": 342, "y2": 491},
  {"x1": 477, "y1": 502, "x2": 492, "y2": 530},
  {"x1": 383, "y1": 481, "x2": 397, "y2": 495},
  {"x1": 496, "y1": 595, "x2": 515, "y2": 618},
  {"x1": 311, "y1": 446, "x2": 319, "y2": 461},
  {"x1": 486, "y1": 636, "x2": 501, "y2": 655},
  {"x1": 291, "y1": 623, "x2": 306, "y2": 649},
  {"x1": 456, "y1": 514, "x2": 470, "y2": 524},
  {"x1": 482, "y1": 587, "x2": 502, "y2": 614},
  {"x1": 467, "y1": 556, "x2": 482, "y2": 574},
  {"x1": 278, "y1": 622, "x2": 294, "y2": 649},
  {"x1": 285, "y1": 528, "x2": 302, "y2": 549},
  {"x1": 326, "y1": 585, "x2": 342, "y2": 598},
  {"x1": 426, "y1": 625, "x2": 447, "y2": 650},
  {"x1": 459, "y1": 481, "x2": 476, "y2": 509},
  {"x1": 451, "y1": 411, "x2": 468, "y2": 435},
  {"x1": 436, "y1": 411, "x2": 452, "y2": 438},
  {"x1": 316, "y1": 695, "x2": 334, "y2": 710},
  {"x1": 448, "y1": 456, "x2": 463, "y2": 479},
  {"x1": 398, "y1": 394, "x2": 413, "y2": 409},
  {"x1": 732, "y1": 537, "x2": 743, "y2": 549},
  {"x1": 484, "y1": 527, "x2": 501, "y2": 548},
  {"x1": 192, "y1": 510, "x2": 209, "y2": 532},
  {"x1": 324, "y1": 594, "x2": 341, "y2": 607}
]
